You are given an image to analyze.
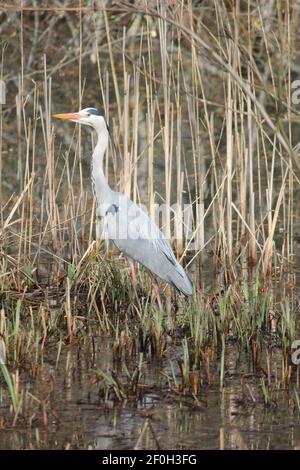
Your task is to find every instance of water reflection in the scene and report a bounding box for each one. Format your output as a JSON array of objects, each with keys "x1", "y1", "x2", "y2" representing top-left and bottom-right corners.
[{"x1": 1, "y1": 337, "x2": 299, "y2": 450}]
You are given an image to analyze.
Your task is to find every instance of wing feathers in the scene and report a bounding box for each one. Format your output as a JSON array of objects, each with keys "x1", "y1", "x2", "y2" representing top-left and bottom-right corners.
[{"x1": 103, "y1": 194, "x2": 192, "y2": 296}]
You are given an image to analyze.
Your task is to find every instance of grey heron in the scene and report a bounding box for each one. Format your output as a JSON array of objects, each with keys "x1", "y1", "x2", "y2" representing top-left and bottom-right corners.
[{"x1": 53, "y1": 108, "x2": 193, "y2": 298}]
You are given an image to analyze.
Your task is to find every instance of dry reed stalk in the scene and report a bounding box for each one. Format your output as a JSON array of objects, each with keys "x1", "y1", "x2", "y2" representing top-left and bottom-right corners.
[
  {"x1": 103, "y1": 7, "x2": 122, "y2": 124},
  {"x1": 263, "y1": 166, "x2": 289, "y2": 275},
  {"x1": 132, "y1": 61, "x2": 141, "y2": 205},
  {"x1": 42, "y1": 57, "x2": 57, "y2": 247},
  {"x1": 122, "y1": 40, "x2": 131, "y2": 198},
  {"x1": 247, "y1": 65, "x2": 257, "y2": 267},
  {"x1": 158, "y1": 3, "x2": 171, "y2": 241},
  {"x1": 143, "y1": 15, "x2": 155, "y2": 221},
  {"x1": 0, "y1": 175, "x2": 34, "y2": 237},
  {"x1": 175, "y1": 105, "x2": 183, "y2": 256},
  {"x1": 225, "y1": 46, "x2": 233, "y2": 266},
  {"x1": 189, "y1": 0, "x2": 204, "y2": 261},
  {"x1": 0, "y1": 46, "x2": 5, "y2": 206},
  {"x1": 65, "y1": 277, "x2": 73, "y2": 341},
  {"x1": 78, "y1": 2, "x2": 84, "y2": 243}
]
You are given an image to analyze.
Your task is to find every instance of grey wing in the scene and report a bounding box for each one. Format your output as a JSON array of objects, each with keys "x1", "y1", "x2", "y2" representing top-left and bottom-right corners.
[{"x1": 103, "y1": 196, "x2": 192, "y2": 296}]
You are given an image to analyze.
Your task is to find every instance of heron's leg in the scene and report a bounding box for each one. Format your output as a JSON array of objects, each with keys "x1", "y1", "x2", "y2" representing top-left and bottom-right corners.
[
  {"x1": 129, "y1": 260, "x2": 136, "y2": 289},
  {"x1": 149, "y1": 272, "x2": 163, "y2": 310}
]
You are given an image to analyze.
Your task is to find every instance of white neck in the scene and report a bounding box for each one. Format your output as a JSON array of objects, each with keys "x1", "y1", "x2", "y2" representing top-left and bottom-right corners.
[{"x1": 91, "y1": 122, "x2": 111, "y2": 205}]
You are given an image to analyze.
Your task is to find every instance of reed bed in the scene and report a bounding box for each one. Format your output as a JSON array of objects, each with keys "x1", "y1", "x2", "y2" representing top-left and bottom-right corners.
[{"x1": 0, "y1": 0, "x2": 300, "y2": 438}]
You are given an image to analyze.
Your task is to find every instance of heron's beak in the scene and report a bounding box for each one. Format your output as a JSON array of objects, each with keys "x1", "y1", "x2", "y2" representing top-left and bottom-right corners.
[{"x1": 52, "y1": 112, "x2": 81, "y2": 122}]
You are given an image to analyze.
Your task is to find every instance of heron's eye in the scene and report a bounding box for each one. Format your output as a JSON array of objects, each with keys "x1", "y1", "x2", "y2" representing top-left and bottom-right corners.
[{"x1": 86, "y1": 113, "x2": 91, "y2": 117}]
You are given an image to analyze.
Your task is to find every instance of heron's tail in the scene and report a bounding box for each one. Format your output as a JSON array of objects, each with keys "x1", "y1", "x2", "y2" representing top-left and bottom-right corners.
[{"x1": 166, "y1": 263, "x2": 193, "y2": 297}]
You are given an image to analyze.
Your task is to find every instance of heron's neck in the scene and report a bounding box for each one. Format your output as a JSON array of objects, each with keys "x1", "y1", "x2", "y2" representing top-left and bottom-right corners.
[{"x1": 91, "y1": 126, "x2": 111, "y2": 205}]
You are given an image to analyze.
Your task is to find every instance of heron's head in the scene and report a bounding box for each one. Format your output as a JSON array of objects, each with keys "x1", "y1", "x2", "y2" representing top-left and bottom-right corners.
[{"x1": 53, "y1": 107, "x2": 108, "y2": 132}]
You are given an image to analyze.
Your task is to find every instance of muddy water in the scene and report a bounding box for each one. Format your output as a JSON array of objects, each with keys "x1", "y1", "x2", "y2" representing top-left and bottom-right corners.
[{"x1": 1, "y1": 337, "x2": 299, "y2": 450}]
